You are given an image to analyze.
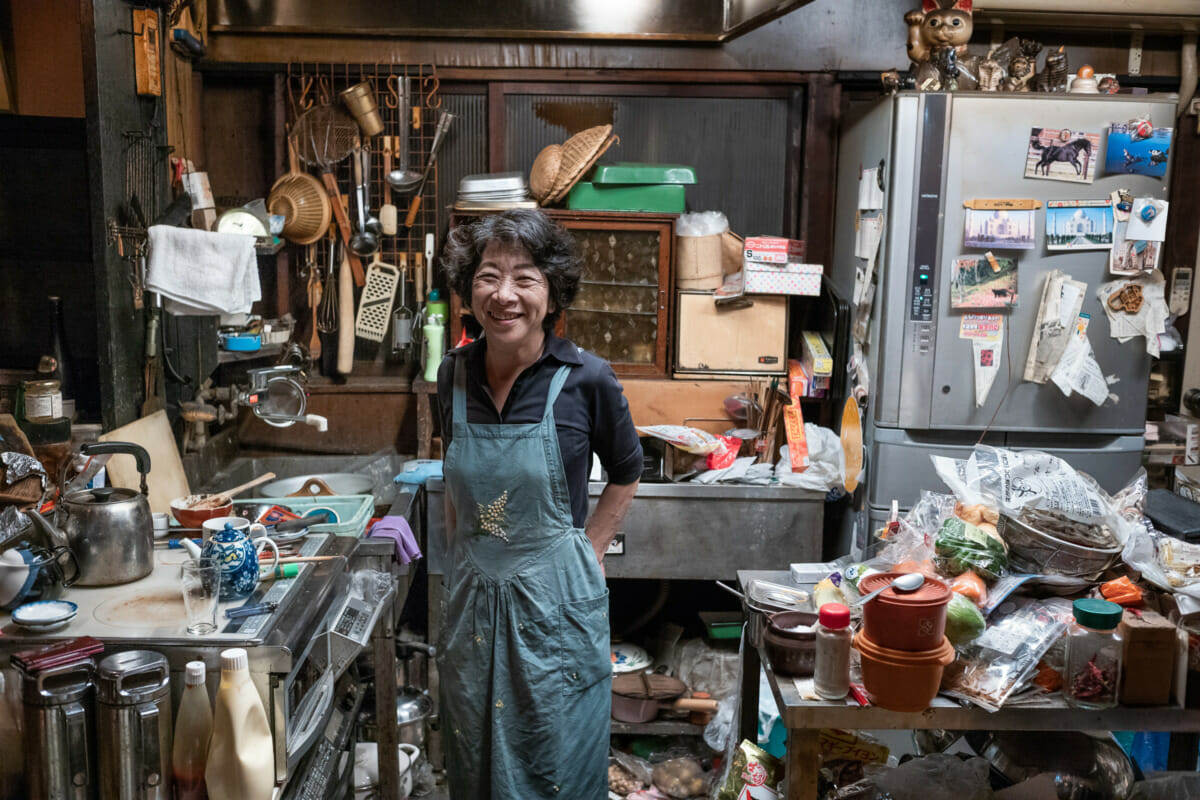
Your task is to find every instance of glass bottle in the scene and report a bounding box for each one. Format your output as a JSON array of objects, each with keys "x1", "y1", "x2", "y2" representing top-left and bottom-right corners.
[
  {"x1": 173, "y1": 661, "x2": 212, "y2": 800},
  {"x1": 814, "y1": 602, "x2": 852, "y2": 700},
  {"x1": 1064, "y1": 598, "x2": 1123, "y2": 710},
  {"x1": 44, "y1": 296, "x2": 76, "y2": 420}
]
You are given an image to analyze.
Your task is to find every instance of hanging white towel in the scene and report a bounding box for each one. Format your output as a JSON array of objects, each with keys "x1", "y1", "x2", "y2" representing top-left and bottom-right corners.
[{"x1": 145, "y1": 225, "x2": 261, "y2": 315}]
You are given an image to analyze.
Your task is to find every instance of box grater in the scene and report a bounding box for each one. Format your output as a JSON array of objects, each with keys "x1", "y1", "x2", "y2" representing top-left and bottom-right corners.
[{"x1": 354, "y1": 256, "x2": 401, "y2": 342}]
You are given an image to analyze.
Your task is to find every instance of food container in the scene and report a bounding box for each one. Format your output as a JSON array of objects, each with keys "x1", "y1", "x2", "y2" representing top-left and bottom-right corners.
[
  {"x1": 859, "y1": 572, "x2": 951, "y2": 652},
  {"x1": 853, "y1": 630, "x2": 955, "y2": 712},
  {"x1": 763, "y1": 610, "x2": 818, "y2": 677},
  {"x1": 170, "y1": 493, "x2": 234, "y2": 529},
  {"x1": 998, "y1": 513, "x2": 1122, "y2": 580}
]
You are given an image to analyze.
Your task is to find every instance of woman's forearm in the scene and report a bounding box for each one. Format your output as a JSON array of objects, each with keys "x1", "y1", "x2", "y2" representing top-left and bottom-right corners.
[{"x1": 585, "y1": 481, "x2": 638, "y2": 563}]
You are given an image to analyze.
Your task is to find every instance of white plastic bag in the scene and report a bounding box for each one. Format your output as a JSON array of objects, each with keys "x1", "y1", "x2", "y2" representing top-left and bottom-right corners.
[{"x1": 776, "y1": 424, "x2": 844, "y2": 491}]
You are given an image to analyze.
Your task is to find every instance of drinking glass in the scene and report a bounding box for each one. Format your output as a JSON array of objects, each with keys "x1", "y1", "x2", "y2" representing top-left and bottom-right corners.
[{"x1": 181, "y1": 559, "x2": 220, "y2": 635}]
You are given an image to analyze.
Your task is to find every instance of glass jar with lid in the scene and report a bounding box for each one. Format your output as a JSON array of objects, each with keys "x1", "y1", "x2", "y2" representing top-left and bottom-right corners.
[
  {"x1": 1064, "y1": 598, "x2": 1123, "y2": 710},
  {"x1": 23, "y1": 379, "x2": 63, "y2": 423}
]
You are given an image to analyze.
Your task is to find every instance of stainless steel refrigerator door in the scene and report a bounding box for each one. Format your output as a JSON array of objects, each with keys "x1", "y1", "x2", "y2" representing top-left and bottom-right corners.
[{"x1": 894, "y1": 92, "x2": 1174, "y2": 433}]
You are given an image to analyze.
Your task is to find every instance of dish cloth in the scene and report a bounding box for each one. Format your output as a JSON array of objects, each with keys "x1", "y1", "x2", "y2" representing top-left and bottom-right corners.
[
  {"x1": 145, "y1": 225, "x2": 261, "y2": 315},
  {"x1": 369, "y1": 515, "x2": 422, "y2": 564}
]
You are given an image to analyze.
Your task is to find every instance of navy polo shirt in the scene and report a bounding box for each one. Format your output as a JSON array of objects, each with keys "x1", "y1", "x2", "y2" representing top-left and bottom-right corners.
[{"x1": 437, "y1": 333, "x2": 643, "y2": 528}]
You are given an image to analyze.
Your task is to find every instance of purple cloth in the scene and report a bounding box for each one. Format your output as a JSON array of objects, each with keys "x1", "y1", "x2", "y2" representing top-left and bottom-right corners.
[{"x1": 369, "y1": 515, "x2": 422, "y2": 564}]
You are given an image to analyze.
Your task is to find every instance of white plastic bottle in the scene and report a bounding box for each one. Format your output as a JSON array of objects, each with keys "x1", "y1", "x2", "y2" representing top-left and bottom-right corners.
[
  {"x1": 205, "y1": 648, "x2": 274, "y2": 800},
  {"x1": 173, "y1": 661, "x2": 213, "y2": 800},
  {"x1": 814, "y1": 603, "x2": 852, "y2": 700}
]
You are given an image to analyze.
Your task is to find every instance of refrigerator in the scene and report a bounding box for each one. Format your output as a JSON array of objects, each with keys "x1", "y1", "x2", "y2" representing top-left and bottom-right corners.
[{"x1": 830, "y1": 91, "x2": 1176, "y2": 555}]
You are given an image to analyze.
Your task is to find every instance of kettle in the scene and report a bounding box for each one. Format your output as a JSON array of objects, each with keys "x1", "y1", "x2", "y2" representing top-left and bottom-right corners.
[{"x1": 58, "y1": 442, "x2": 154, "y2": 586}]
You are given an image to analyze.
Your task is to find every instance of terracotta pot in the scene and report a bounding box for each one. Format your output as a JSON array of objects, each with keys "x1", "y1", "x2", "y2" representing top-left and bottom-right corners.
[
  {"x1": 859, "y1": 572, "x2": 951, "y2": 651},
  {"x1": 763, "y1": 610, "x2": 818, "y2": 677},
  {"x1": 853, "y1": 630, "x2": 955, "y2": 712}
]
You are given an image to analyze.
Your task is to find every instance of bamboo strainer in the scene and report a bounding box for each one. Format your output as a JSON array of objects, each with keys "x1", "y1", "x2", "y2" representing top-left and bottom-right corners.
[
  {"x1": 269, "y1": 137, "x2": 331, "y2": 245},
  {"x1": 545, "y1": 124, "x2": 617, "y2": 205},
  {"x1": 529, "y1": 144, "x2": 562, "y2": 204}
]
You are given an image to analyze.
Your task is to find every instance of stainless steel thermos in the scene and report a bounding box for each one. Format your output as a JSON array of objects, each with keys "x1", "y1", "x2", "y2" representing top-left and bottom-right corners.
[
  {"x1": 96, "y1": 651, "x2": 172, "y2": 800},
  {"x1": 21, "y1": 658, "x2": 98, "y2": 800}
]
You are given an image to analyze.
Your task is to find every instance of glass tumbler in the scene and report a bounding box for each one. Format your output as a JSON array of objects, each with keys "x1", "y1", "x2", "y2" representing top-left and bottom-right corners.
[{"x1": 180, "y1": 559, "x2": 221, "y2": 635}]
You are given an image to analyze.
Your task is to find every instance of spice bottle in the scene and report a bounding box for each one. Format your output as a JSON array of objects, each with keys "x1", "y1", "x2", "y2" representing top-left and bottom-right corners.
[
  {"x1": 1064, "y1": 598, "x2": 1123, "y2": 710},
  {"x1": 814, "y1": 602, "x2": 852, "y2": 700}
]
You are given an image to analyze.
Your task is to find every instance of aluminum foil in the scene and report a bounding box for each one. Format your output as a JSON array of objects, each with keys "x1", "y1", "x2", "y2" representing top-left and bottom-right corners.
[
  {"x1": 0, "y1": 505, "x2": 31, "y2": 551},
  {"x1": 1, "y1": 452, "x2": 46, "y2": 490}
]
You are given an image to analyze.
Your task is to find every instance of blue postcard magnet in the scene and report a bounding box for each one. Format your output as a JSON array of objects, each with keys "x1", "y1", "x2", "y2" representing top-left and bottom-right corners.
[{"x1": 1105, "y1": 123, "x2": 1172, "y2": 177}]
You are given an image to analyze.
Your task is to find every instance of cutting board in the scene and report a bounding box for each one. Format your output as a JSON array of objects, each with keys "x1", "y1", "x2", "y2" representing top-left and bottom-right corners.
[{"x1": 98, "y1": 410, "x2": 190, "y2": 515}]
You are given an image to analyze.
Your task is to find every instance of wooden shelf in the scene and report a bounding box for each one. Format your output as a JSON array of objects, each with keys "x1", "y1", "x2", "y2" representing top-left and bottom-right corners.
[{"x1": 610, "y1": 719, "x2": 706, "y2": 736}]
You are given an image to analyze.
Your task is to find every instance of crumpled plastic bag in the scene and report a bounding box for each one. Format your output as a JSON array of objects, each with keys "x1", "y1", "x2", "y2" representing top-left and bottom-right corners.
[
  {"x1": 1129, "y1": 772, "x2": 1200, "y2": 800},
  {"x1": 676, "y1": 211, "x2": 729, "y2": 237},
  {"x1": 776, "y1": 424, "x2": 845, "y2": 491},
  {"x1": 673, "y1": 638, "x2": 739, "y2": 700},
  {"x1": 830, "y1": 753, "x2": 994, "y2": 800},
  {"x1": 652, "y1": 758, "x2": 706, "y2": 799}
]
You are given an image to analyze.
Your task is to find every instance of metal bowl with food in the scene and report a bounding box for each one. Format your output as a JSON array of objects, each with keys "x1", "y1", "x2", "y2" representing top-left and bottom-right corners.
[{"x1": 998, "y1": 511, "x2": 1122, "y2": 580}]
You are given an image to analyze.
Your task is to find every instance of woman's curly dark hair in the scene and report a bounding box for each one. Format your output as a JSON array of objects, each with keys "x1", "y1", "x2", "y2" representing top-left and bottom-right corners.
[{"x1": 441, "y1": 209, "x2": 580, "y2": 328}]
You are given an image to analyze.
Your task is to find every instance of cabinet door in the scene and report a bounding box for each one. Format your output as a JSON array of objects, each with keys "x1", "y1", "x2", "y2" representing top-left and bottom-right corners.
[{"x1": 547, "y1": 211, "x2": 675, "y2": 377}]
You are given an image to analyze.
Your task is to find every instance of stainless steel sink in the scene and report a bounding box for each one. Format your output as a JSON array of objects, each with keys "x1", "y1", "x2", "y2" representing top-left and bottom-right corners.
[{"x1": 196, "y1": 448, "x2": 414, "y2": 509}]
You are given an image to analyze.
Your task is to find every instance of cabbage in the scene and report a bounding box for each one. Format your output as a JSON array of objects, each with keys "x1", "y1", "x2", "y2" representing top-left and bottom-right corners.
[{"x1": 945, "y1": 592, "x2": 986, "y2": 645}]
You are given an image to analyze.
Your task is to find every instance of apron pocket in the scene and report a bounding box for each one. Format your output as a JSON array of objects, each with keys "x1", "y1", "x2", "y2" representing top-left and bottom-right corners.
[{"x1": 560, "y1": 591, "x2": 611, "y2": 695}]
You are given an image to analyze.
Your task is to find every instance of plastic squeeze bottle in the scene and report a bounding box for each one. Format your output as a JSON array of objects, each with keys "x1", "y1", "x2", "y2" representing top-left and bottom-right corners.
[
  {"x1": 173, "y1": 661, "x2": 213, "y2": 800},
  {"x1": 205, "y1": 648, "x2": 274, "y2": 800},
  {"x1": 422, "y1": 315, "x2": 445, "y2": 383}
]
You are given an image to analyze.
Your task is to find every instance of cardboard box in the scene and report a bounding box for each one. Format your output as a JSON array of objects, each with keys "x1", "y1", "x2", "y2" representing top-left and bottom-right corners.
[
  {"x1": 675, "y1": 291, "x2": 788, "y2": 376},
  {"x1": 744, "y1": 236, "x2": 805, "y2": 264},
  {"x1": 743, "y1": 261, "x2": 823, "y2": 296},
  {"x1": 800, "y1": 330, "x2": 833, "y2": 377},
  {"x1": 1120, "y1": 609, "x2": 1178, "y2": 705}
]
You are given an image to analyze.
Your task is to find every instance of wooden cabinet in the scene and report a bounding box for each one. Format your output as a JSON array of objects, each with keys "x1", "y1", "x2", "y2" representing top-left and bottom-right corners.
[{"x1": 449, "y1": 210, "x2": 676, "y2": 377}]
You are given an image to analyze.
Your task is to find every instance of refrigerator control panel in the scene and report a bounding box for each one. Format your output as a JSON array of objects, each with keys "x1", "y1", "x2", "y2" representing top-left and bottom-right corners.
[{"x1": 909, "y1": 93, "x2": 947, "y2": 323}]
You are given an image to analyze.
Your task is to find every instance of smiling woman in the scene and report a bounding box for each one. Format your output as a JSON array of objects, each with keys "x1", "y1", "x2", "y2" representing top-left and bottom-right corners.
[{"x1": 435, "y1": 209, "x2": 641, "y2": 798}]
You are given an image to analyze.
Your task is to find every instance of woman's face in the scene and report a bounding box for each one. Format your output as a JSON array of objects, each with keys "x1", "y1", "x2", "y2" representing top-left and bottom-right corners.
[{"x1": 471, "y1": 240, "x2": 552, "y2": 349}]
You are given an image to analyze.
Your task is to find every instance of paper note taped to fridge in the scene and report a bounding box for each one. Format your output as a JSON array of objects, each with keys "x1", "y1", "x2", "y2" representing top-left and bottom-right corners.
[
  {"x1": 950, "y1": 256, "x2": 1018, "y2": 308},
  {"x1": 960, "y1": 314, "x2": 1003, "y2": 340},
  {"x1": 1024, "y1": 270, "x2": 1086, "y2": 384}
]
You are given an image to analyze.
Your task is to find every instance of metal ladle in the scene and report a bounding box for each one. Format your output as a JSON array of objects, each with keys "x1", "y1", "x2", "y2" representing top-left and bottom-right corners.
[
  {"x1": 853, "y1": 571, "x2": 924, "y2": 607},
  {"x1": 359, "y1": 147, "x2": 382, "y2": 236},
  {"x1": 350, "y1": 144, "x2": 379, "y2": 256}
]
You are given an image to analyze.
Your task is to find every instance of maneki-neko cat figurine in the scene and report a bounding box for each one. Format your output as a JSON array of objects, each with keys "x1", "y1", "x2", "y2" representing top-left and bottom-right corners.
[{"x1": 905, "y1": 0, "x2": 979, "y2": 91}]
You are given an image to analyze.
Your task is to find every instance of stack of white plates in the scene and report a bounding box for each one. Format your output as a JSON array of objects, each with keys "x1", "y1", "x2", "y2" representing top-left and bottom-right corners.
[
  {"x1": 12, "y1": 600, "x2": 78, "y2": 632},
  {"x1": 456, "y1": 172, "x2": 537, "y2": 210}
]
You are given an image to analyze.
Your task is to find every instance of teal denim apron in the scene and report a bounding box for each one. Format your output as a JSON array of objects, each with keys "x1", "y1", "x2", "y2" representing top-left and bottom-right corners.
[{"x1": 439, "y1": 357, "x2": 611, "y2": 799}]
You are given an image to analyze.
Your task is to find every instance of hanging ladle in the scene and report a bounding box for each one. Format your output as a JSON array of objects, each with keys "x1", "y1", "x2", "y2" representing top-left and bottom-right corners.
[
  {"x1": 853, "y1": 571, "x2": 924, "y2": 607},
  {"x1": 349, "y1": 142, "x2": 379, "y2": 257},
  {"x1": 359, "y1": 145, "x2": 382, "y2": 237}
]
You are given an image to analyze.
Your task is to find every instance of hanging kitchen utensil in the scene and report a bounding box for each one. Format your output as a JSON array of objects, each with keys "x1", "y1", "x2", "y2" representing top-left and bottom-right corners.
[
  {"x1": 318, "y1": 234, "x2": 341, "y2": 377},
  {"x1": 402, "y1": 111, "x2": 455, "y2": 232},
  {"x1": 355, "y1": 253, "x2": 401, "y2": 343},
  {"x1": 387, "y1": 78, "x2": 423, "y2": 195},
  {"x1": 307, "y1": 245, "x2": 322, "y2": 360},
  {"x1": 293, "y1": 103, "x2": 365, "y2": 286},
  {"x1": 269, "y1": 136, "x2": 331, "y2": 246},
  {"x1": 841, "y1": 397, "x2": 863, "y2": 493},
  {"x1": 361, "y1": 145, "x2": 382, "y2": 237},
  {"x1": 380, "y1": 137, "x2": 398, "y2": 235},
  {"x1": 349, "y1": 141, "x2": 380, "y2": 257},
  {"x1": 337, "y1": 239, "x2": 355, "y2": 374},
  {"x1": 391, "y1": 254, "x2": 413, "y2": 358}
]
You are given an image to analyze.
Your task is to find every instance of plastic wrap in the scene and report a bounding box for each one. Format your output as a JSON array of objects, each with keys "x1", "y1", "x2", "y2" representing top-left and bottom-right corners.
[
  {"x1": 612, "y1": 749, "x2": 655, "y2": 786},
  {"x1": 651, "y1": 758, "x2": 706, "y2": 798},
  {"x1": 941, "y1": 597, "x2": 1073, "y2": 711},
  {"x1": 673, "y1": 638, "x2": 740, "y2": 700},
  {"x1": 829, "y1": 754, "x2": 993, "y2": 800}
]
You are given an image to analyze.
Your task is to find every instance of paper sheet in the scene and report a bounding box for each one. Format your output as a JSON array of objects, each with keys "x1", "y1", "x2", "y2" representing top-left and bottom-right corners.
[
  {"x1": 960, "y1": 314, "x2": 1004, "y2": 407},
  {"x1": 1024, "y1": 270, "x2": 1087, "y2": 384},
  {"x1": 1049, "y1": 314, "x2": 1110, "y2": 406},
  {"x1": 1097, "y1": 271, "x2": 1168, "y2": 356},
  {"x1": 854, "y1": 215, "x2": 884, "y2": 259},
  {"x1": 859, "y1": 168, "x2": 884, "y2": 210}
]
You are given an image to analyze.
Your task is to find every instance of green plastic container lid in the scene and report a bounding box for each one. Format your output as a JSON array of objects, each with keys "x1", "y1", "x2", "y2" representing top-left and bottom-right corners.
[
  {"x1": 1073, "y1": 598, "x2": 1123, "y2": 630},
  {"x1": 589, "y1": 162, "x2": 696, "y2": 185}
]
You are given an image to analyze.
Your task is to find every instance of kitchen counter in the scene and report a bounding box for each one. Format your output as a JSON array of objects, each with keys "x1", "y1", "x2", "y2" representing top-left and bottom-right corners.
[{"x1": 737, "y1": 570, "x2": 1200, "y2": 800}]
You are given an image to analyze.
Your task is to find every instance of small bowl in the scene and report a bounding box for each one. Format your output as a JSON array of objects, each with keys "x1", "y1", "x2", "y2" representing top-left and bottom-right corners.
[
  {"x1": 763, "y1": 610, "x2": 818, "y2": 677},
  {"x1": 170, "y1": 494, "x2": 234, "y2": 529}
]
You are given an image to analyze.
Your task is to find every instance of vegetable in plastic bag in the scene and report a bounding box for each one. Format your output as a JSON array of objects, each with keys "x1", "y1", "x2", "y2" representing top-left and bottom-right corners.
[
  {"x1": 934, "y1": 517, "x2": 1007, "y2": 581},
  {"x1": 944, "y1": 593, "x2": 986, "y2": 646},
  {"x1": 652, "y1": 758, "x2": 706, "y2": 799},
  {"x1": 950, "y1": 571, "x2": 988, "y2": 607}
]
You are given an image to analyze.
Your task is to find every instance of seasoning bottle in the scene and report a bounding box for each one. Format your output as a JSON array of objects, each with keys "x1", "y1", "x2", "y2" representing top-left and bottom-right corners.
[
  {"x1": 1064, "y1": 598, "x2": 1123, "y2": 710},
  {"x1": 205, "y1": 648, "x2": 274, "y2": 800},
  {"x1": 173, "y1": 661, "x2": 213, "y2": 800},
  {"x1": 814, "y1": 602, "x2": 852, "y2": 700}
]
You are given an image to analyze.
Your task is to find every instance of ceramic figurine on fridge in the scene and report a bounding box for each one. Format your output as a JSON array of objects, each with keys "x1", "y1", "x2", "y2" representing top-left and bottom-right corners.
[{"x1": 904, "y1": 0, "x2": 979, "y2": 91}]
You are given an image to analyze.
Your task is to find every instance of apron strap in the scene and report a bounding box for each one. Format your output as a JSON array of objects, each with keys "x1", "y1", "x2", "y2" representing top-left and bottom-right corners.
[
  {"x1": 452, "y1": 353, "x2": 468, "y2": 437},
  {"x1": 543, "y1": 365, "x2": 572, "y2": 422}
]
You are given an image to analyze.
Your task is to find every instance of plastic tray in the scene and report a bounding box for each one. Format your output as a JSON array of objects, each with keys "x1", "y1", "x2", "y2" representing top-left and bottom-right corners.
[
  {"x1": 590, "y1": 162, "x2": 696, "y2": 185},
  {"x1": 233, "y1": 494, "x2": 374, "y2": 537},
  {"x1": 566, "y1": 182, "x2": 685, "y2": 213},
  {"x1": 699, "y1": 611, "x2": 744, "y2": 640}
]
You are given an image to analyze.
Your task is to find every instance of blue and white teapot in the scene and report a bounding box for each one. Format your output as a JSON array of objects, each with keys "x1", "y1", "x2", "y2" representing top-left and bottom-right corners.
[{"x1": 200, "y1": 517, "x2": 280, "y2": 601}]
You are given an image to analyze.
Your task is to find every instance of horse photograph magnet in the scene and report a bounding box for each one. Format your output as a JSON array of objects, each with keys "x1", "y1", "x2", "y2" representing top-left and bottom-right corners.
[
  {"x1": 1045, "y1": 199, "x2": 1114, "y2": 251},
  {"x1": 1024, "y1": 127, "x2": 1101, "y2": 184},
  {"x1": 1104, "y1": 122, "x2": 1172, "y2": 178}
]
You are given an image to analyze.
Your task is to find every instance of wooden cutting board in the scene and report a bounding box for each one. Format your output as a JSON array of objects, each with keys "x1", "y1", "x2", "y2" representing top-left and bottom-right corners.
[
  {"x1": 98, "y1": 410, "x2": 190, "y2": 514},
  {"x1": 841, "y1": 397, "x2": 863, "y2": 494}
]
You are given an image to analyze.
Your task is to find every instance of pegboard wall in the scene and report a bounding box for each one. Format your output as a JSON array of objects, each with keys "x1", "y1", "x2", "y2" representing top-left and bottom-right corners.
[{"x1": 285, "y1": 62, "x2": 443, "y2": 276}]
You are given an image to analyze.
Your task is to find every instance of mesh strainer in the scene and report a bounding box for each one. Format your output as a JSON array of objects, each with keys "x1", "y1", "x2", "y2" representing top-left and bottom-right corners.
[{"x1": 268, "y1": 137, "x2": 330, "y2": 245}]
